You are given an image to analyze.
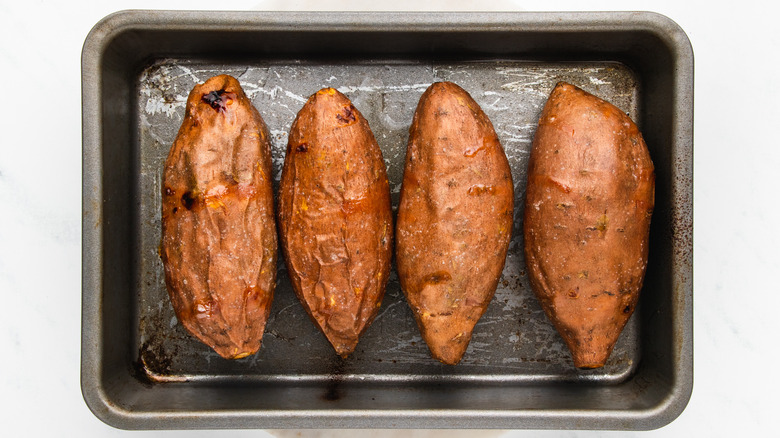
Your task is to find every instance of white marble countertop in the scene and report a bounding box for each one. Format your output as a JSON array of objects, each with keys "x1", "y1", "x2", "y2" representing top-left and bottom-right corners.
[{"x1": 2, "y1": 0, "x2": 778, "y2": 436}]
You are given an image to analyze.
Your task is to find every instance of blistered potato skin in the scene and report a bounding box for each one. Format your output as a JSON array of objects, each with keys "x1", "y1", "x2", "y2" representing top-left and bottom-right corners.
[
  {"x1": 278, "y1": 88, "x2": 393, "y2": 357},
  {"x1": 524, "y1": 82, "x2": 655, "y2": 369},
  {"x1": 161, "y1": 75, "x2": 277, "y2": 360},
  {"x1": 396, "y1": 82, "x2": 514, "y2": 365}
]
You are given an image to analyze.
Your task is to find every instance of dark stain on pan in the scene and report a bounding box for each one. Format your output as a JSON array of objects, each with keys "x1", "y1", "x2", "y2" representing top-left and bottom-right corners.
[
  {"x1": 133, "y1": 337, "x2": 176, "y2": 385},
  {"x1": 131, "y1": 359, "x2": 156, "y2": 388},
  {"x1": 322, "y1": 357, "x2": 347, "y2": 402}
]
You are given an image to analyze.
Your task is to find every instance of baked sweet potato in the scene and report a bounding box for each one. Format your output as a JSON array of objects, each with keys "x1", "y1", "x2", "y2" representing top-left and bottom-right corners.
[
  {"x1": 278, "y1": 88, "x2": 393, "y2": 357},
  {"x1": 396, "y1": 82, "x2": 514, "y2": 365},
  {"x1": 161, "y1": 74, "x2": 277, "y2": 360},
  {"x1": 524, "y1": 82, "x2": 655, "y2": 369}
]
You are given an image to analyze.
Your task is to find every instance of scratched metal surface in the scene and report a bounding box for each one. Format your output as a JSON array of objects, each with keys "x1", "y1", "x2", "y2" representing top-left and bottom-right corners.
[{"x1": 135, "y1": 59, "x2": 640, "y2": 382}]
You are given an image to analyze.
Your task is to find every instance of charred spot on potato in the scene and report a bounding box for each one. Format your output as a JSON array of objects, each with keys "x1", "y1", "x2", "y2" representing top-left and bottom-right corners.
[
  {"x1": 202, "y1": 90, "x2": 232, "y2": 113},
  {"x1": 181, "y1": 191, "x2": 196, "y2": 210},
  {"x1": 336, "y1": 104, "x2": 357, "y2": 125},
  {"x1": 296, "y1": 143, "x2": 309, "y2": 153},
  {"x1": 202, "y1": 90, "x2": 222, "y2": 108},
  {"x1": 623, "y1": 305, "x2": 632, "y2": 314}
]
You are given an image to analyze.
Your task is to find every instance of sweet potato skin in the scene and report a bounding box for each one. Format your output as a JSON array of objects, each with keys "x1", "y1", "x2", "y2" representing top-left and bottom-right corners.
[
  {"x1": 524, "y1": 82, "x2": 655, "y2": 369},
  {"x1": 161, "y1": 74, "x2": 277, "y2": 359},
  {"x1": 278, "y1": 88, "x2": 393, "y2": 357},
  {"x1": 396, "y1": 82, "x2": 514, "y2": 365}
]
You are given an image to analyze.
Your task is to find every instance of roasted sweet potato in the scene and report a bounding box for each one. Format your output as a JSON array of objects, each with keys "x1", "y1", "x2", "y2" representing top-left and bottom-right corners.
[
  {"x1": 161, "y1": 74, "x2": 277, "y2": 360},
  {"x1": 278, "y1": 88, "x2": 393, "y2": 357},
  {"x1": 524, "y1": 82, "x2": 655, "y2": 369},
  {"x1": 396, "y1": 82, "x2": 514, "y2": 365}
]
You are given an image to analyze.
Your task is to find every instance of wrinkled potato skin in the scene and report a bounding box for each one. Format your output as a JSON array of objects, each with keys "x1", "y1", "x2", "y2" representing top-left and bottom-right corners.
[
  {"x1": 396, "y1": 82, "x2": 514, "y2": 365},
  {"x1": 161, "y1": 75, "x2": 277, "y2": 360},
  {"x1": 279, "y1": 88, "x2": 393, "y2": 357},
  {"x1": 524, "y1": 82, "x2": 655, "y2": 369}
]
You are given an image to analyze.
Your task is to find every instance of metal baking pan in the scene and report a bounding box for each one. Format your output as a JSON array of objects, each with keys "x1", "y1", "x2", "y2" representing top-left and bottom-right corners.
[{"x1": 81, "y1": 10, "x2": 693, "y2": 430}]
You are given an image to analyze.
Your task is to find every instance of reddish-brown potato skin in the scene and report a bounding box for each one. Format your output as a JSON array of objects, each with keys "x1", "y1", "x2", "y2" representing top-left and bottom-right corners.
[
  {"x1": 396, "y1": 82, "x2": 514, "y2": 365},
  {"x1": 524, "y1": 82, "x2": 655, "y2": 369},
  {"x1": 279, "y1": 88, "x2": 393, "y2": 357},
  {"x1": 161, "y1": 74, "x2": 277, "y2": 360}
]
